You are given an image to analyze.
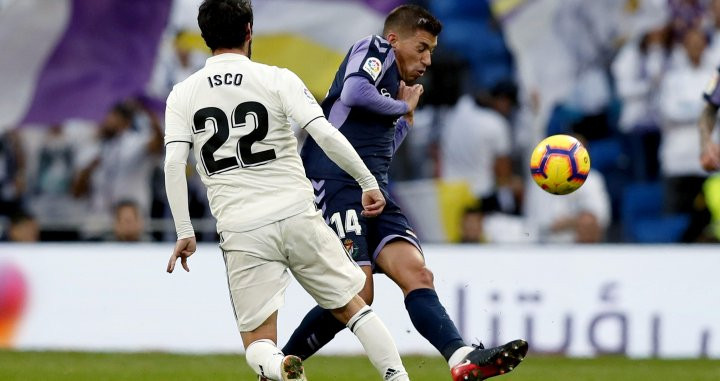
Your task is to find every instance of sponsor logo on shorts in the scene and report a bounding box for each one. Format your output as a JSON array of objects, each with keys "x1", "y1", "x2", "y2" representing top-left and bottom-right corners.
[{"x1": 405, "y1": 229, "x2": 417, "y2": 239}]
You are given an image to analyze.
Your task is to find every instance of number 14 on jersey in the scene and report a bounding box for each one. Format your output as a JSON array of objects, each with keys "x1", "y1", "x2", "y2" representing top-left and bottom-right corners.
[{"x1": 329, "y1": 209, "x2": 362, "y2": 238}]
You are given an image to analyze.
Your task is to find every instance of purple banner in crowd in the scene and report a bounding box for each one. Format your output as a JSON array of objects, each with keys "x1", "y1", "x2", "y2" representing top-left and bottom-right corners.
[
  {"x1": 22, "y1": 0, "x2": 172, "y2": 125},
  {"x1": 357, "y1": 0, "x2": 406, "y2": 14}
]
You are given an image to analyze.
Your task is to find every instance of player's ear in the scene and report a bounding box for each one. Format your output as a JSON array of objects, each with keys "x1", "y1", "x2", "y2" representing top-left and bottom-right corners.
[
  {"x1": 386, "y1": 31, "x2": 399, "y2": 46},
  {"x1": 245, "y1": 23, "x2": 252, "y2": 41}
]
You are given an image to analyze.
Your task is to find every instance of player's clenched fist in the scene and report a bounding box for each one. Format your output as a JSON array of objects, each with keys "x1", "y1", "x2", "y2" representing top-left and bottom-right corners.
[
  {"x1": 398, "y1": 80, "x2": 424, "y2": 113},
  {"x1": 167, "y1": 236, "x2": 197, "y2": 273},
  {"x1": 361, "y1": 189, "x2": 386, "y2": 217}
]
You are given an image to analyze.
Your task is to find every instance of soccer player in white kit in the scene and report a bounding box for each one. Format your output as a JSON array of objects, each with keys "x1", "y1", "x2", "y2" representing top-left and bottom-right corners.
[{"x1": 163, "y1": 1, "x2": 411, "y2": 380}]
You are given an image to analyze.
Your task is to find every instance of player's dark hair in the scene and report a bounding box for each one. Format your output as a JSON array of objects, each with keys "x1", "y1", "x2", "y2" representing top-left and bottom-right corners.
[
  {"x1": 383, "y1": 5, "x2": 442, "y2": 37},
  {"x1": 198, "y1": 0, "x2": 253, "y2": 51}
]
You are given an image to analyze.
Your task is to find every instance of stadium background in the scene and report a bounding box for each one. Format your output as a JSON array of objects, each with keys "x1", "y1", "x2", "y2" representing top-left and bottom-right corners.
[{"x1": 1, "y1": 0, "x2": 719, "y2": 380}]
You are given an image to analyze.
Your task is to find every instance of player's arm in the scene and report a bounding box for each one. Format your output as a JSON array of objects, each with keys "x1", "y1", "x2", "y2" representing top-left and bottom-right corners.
[
  {"x1": 700, "y1": 71, "x2": 720, "y2": 171},
  {"x1": 163, "y1": 88, "x2": 196, "y2": 272},
  {"x1": 279, "y1": 69, "x2": 385, "y2": 216},
  {"x1": 304, "y1": 118, "x2": 385, "y2": 216},
  {"x1": 341, "y1": 76, "x2": 423, "y2": 115},
  {"x1": 303, "y1": 118, "x2": 376, "y2": 190},
  {"x1": 341, "y1": 37, "x2": 423, "y2": 116},
  {"x1": 390, "y1": 82, "x2": 425, "y2": 154},
  {"x1": 341, "y1": 76, "x2": 408, "y2": 114}
]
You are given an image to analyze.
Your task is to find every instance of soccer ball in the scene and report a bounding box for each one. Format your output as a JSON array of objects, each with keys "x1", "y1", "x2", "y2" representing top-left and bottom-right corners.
[{"x1": 529, "y1": 134, "x2": 591, "y2": 195}]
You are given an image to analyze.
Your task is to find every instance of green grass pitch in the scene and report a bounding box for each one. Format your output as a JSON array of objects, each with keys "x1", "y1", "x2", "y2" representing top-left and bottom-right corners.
[{"x1": 1, "y1": 350, "x2": 719, "y2": 380}]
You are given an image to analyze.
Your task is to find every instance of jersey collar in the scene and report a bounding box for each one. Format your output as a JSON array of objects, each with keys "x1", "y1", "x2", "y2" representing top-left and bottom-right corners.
[{"x1": 206, "y1": 53, "x2": 250, "y2": 65}]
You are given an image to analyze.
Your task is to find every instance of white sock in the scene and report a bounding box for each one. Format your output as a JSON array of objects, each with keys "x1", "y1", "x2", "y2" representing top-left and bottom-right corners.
[
  {"x1": 347, "y1": 306, "x2": 409, "y2": 381},
  {"x1": 245, "y1": 339, "x2": 284, "y2": 380},
  {"x1": 448, "y1": 346, "x2": 475, "y2": 367}
]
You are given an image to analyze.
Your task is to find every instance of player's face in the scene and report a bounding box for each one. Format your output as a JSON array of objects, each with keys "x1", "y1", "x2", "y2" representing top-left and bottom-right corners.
[{"x1": 391, "y1": 29, "x2": 437, "y2": 82}]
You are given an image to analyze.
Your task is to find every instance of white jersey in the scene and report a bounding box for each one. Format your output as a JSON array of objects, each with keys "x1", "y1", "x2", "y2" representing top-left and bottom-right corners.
[{"x1": 164, "y1": 53, "x2": 324, "y2": 233}]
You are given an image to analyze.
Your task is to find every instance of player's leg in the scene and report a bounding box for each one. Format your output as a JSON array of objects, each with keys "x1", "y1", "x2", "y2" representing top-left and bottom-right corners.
[
  {"x1": 283, "y1": 180, "x2": 376, "y2": 359},
  {"x1": 282, "y1": 265, "x2": 373, "y2": 359},
  {"x1": 283, "y1": 204, "x2": 408, "y2": 381},
  {"x1": 375, "y1": 240, "x2": 468, "y2": 358},
  {"x1": 220, "y1": 229, "x2": 306, "y2": 381},
  {"x1": 357, "y1": 266, "x2": 375, "y2": 305},
  {"x1": 242, "y1": 312, "x2": 305, "y2": 381},
  {"x1": 330, "y1": 294, "x2": 409, "y2": 381},
  {"x1": 374, "y1": 202, "x2": 527, "y2": 380},
  {"x1": 376, "y1": 240, "x2": 527, "y2": 380}
]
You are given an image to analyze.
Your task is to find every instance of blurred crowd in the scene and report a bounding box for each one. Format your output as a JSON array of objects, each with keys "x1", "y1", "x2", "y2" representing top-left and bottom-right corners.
[
  {"x1": 0, "y1": 25, "x2": 214, "y2": 242},
  {"x1": 1, "y1": 0, "x2": 719, "y2": 244},
  {"x1": 389, "y1": 0, "x2": 720, "y2": 244}
]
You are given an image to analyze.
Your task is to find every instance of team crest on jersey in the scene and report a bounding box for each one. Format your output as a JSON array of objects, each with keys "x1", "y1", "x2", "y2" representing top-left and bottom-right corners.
[
  {"x1": 363, "y1": 57, "x2": 382, "y2": 81},
  {"x1": 343, "y1": 239, "x2": 358, "y2": 257},
  {"x1": 303, "y1": 87, "x2": 317, "y2": 104}
]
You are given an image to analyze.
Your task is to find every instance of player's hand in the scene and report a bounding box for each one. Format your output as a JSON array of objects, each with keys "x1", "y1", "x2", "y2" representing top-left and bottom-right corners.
[
  {"x1": 398, "y1": 81, "x2": 424, "y2": 114},
  {"x1": 361, "y1": 189, "x2": 386, "y2": 217},
  {"x1": 167, "y1": 237, "x2": 197, "y2": 273},
  {"x1": 701, "y1": 142, "x2": 720, "y2": 171}
]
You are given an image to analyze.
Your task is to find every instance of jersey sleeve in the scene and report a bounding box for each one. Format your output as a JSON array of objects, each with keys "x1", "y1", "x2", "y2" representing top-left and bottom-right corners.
[
  {"x1": 343, "y1": 36, "x2": 387, "y2": 84},
  {"x1": 277, "y1": 69, "x2": 325, "y2": 128},
  {"x1": 703, "y1": 67, "x2": 720, "y2": 107},
  {"x1": 164, "y1": 86, "x2": 192, "y2": 145}
]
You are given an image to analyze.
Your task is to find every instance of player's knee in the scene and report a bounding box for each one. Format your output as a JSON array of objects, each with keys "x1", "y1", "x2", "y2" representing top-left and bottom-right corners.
[
  {"x1": 417, "y1": 266, "x2": 434, "y2": 287},
  {"x1": 402, "y1": 265, "x2": 434, "y2": 291},
  {"x1": 358, "y1": 288, "x2": 374, "y2": 305}
]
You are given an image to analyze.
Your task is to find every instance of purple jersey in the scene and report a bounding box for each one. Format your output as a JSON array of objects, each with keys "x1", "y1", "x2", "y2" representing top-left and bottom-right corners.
[{"x1": 301, "y1": 35, "x2": 406, "y2": 186}]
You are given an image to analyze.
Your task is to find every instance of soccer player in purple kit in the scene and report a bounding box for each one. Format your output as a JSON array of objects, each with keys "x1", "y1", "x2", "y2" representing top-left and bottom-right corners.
[{"x1": 284, "y1": 5, "x2": 528, "y2": 381}]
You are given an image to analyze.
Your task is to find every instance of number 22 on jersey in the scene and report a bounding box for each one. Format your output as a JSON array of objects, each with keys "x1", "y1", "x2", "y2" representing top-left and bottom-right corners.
[{"x1": 192, "y1": 101, "x2": 277, "y2": 175}]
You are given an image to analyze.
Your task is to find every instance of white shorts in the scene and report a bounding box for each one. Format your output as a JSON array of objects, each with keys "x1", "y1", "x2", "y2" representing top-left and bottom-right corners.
[{"x1": 219, "y1": 203, "x2": 365, "y2": 332}]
